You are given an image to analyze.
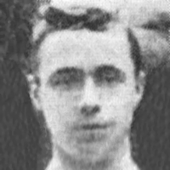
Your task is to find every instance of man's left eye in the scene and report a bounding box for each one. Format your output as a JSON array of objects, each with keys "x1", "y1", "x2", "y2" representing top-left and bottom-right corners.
[
  {"x1": 100, "y1": 74, "x2": 118, "y2": 84},
  {"x1": 102, "y1": 75, "x2": 117, "y2": 83},
  {"x1": 62, "y1": 76, "x2": 81, "y2": 86},
  {"x1": 94, "y1": 71, "x2": 118, "y2": 84}
]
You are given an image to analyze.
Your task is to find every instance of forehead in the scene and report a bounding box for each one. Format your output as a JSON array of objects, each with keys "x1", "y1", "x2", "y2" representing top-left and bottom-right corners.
[{"x1": 37, "y1": 28, "x2": 134, "y2": 80}]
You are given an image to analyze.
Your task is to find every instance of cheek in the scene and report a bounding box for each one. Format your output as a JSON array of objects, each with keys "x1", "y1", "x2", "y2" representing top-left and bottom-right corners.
[
  {"x1": 39, "y1": 87, "x2": 78, "y2": 129},
  {"x1": 100, "y1": 86, "x2": 136, "y2": 124}
]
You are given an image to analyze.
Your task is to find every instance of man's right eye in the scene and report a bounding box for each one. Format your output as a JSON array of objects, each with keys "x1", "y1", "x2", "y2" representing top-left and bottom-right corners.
[{"x1": 48, "y1": 68, "x2": 85, "y2": 89}]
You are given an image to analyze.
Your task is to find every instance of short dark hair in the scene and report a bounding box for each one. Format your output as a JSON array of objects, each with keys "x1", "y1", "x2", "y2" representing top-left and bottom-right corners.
[
  {"x1": 127, "y1": 28, "x2": 143, "y2": 78},
  {"x1": 32, "y1": 7, "x2": 114, "y2": 54},
  {"x1": 27, "y1": 7, "x2": 143, "y2": 78}
]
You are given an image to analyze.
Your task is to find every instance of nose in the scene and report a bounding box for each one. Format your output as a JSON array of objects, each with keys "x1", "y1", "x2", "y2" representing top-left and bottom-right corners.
[
  {"x1": 81, "y1": 105, "x2": 100, "y2": 117},
  {"x1": 80, "y1": 77, "x2": 101, "y2": 117}
]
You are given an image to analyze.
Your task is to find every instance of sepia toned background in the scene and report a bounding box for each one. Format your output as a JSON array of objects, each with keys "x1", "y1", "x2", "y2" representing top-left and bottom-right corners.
[{"x1": 0, "y1": 0, "x2": 170, "y2": 170}]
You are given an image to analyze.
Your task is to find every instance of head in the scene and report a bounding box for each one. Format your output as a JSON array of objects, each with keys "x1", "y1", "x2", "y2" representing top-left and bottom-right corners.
[{"x1": 27, "y1": 5, "x2": 146, "y2": 164}]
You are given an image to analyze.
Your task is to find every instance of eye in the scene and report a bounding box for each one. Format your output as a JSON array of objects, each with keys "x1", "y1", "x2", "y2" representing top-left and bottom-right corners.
[
  {"x1": 50, "y1": 70, "x2": 84, "y2": 89},
  {"x1": 94, "y1": 66, "x2": 125, "y2": 85},
  {"x1": 95, "y1": 70, "x2": 119, "y2": 85},
  {"x1": 100, "y1": 73, "x2": 118, "y2": 84},
  {"x1": 57, "y1": 74, "x2": 81, "y2": 86},
  {"x1": 102, "y1": 74, "x2": 116, "y2": 83}
]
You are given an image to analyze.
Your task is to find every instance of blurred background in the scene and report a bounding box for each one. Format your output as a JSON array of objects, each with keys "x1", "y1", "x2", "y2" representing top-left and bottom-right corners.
[{"x1": 0, "y1": 0, "x2": 170, "y2": 170}]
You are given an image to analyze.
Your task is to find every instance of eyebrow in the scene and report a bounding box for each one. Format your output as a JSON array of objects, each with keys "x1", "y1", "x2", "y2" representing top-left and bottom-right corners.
[
  {"x1": 94, "y1": 65, "x2": 126, "y2": 82},
  {"x1": 141, "y1": 12, "x2": 170, "y2": 32},
  {"x1": 48, "y1": 67, "x2": 84, "y2": 84},
  {"x1": 56, "y1": 67, "x2": 83, "y2": 75}
]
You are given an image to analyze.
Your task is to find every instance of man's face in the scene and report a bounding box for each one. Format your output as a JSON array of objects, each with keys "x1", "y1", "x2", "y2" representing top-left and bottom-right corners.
[{"x1": 34, "y1": 28, "x2": 143, "y2": 161}]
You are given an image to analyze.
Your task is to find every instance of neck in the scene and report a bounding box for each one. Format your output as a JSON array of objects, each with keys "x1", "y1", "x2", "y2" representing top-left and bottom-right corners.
[{"x1": 45, "y1": 137, "x2": 139, "y2": 170}]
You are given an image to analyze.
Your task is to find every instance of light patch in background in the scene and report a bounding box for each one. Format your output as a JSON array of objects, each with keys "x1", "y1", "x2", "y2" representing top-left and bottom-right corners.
[{"x1": 48, "y1": 0, "x2": 126, "y2": 12}]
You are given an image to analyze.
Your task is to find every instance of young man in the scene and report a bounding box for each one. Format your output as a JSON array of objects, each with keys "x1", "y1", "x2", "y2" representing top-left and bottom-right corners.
[{"x1": 26, "y1": 1, "x2": 170, "y2": 170}]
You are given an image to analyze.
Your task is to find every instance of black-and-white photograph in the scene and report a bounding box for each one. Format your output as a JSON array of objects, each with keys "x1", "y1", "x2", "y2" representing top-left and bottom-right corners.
[{"x1": 0, "y1": 0, "x2": 170, "y2": 170}]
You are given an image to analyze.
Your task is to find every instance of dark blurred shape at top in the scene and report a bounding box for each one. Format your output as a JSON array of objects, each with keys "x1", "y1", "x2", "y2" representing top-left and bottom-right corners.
[
  {"x1": 45, "y1": 7, "x2": 112, "y2": 31},
  {"x1": 0, "y1": 0, "x2": 36, "y2": 60},
  {"x1": 0, "y1": 2, "x2": 9, "y2": 57}
]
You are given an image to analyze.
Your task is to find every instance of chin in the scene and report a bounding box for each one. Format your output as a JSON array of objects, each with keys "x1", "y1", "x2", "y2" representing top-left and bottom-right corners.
[
  {"x1": 54, "y1": 124, "x2": 129, "y2": 161},
  {"x1": 66, "y1": 144, "x2": 107, "y2": 162},
  {"x1": 64, "y1": 132, "x2": 121, "y2": 161}
]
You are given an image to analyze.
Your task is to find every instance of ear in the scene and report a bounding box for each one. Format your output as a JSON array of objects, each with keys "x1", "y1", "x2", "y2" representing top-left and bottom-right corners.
[
  {"x1": 136, "y1": 71, "x2": 146, "y2": 92},
  {"x1": 26, "y1": 74, "x2": 42, "y2": 111},
  {"x1": 133, "y1": 71, "x2": 146, "y2": 105}
]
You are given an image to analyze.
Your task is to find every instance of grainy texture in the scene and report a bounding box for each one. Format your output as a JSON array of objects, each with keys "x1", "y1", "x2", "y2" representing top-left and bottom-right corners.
[
  {"x1": 0, "y1": 0, "x2": 35, "y2": 61},
  {"x1": 131, "y1": 65, "x2": 170, "y2": 170},
  {"x1": 0, "y1": 1, "x2": 170, "y2": 170},
  {"x1": 0, "y1": 60, "x2": 42, "y2": 170}
]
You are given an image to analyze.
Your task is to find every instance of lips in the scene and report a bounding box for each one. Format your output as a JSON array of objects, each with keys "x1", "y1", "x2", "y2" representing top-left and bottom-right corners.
[
  {"x1": 81, "y1": 123, "x2": 108, "y2": 130},
  {"x1": 74, "y1": 122, "x2": 111, "y2": 131},
  {"x1": 71, "y1": 122, "x2": 114, "y2": 145},
  {"x1": 72, "y1": 122, "x2": 111, "y2": 144}
]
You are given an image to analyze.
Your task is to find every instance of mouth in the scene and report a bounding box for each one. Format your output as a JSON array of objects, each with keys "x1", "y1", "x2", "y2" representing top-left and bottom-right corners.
[
  {"x1": 80, "y1": 123, "x2": 108, "y2": 130},
  {"x1": 73, "y1": 121, "x2": 113, "y2": 131},
  {"x1": 71, "y1": 122, "x2": 114, "y2": 145},
  {"x1": 73, "y1": 123, "x2": 109, "y2": 144}
]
